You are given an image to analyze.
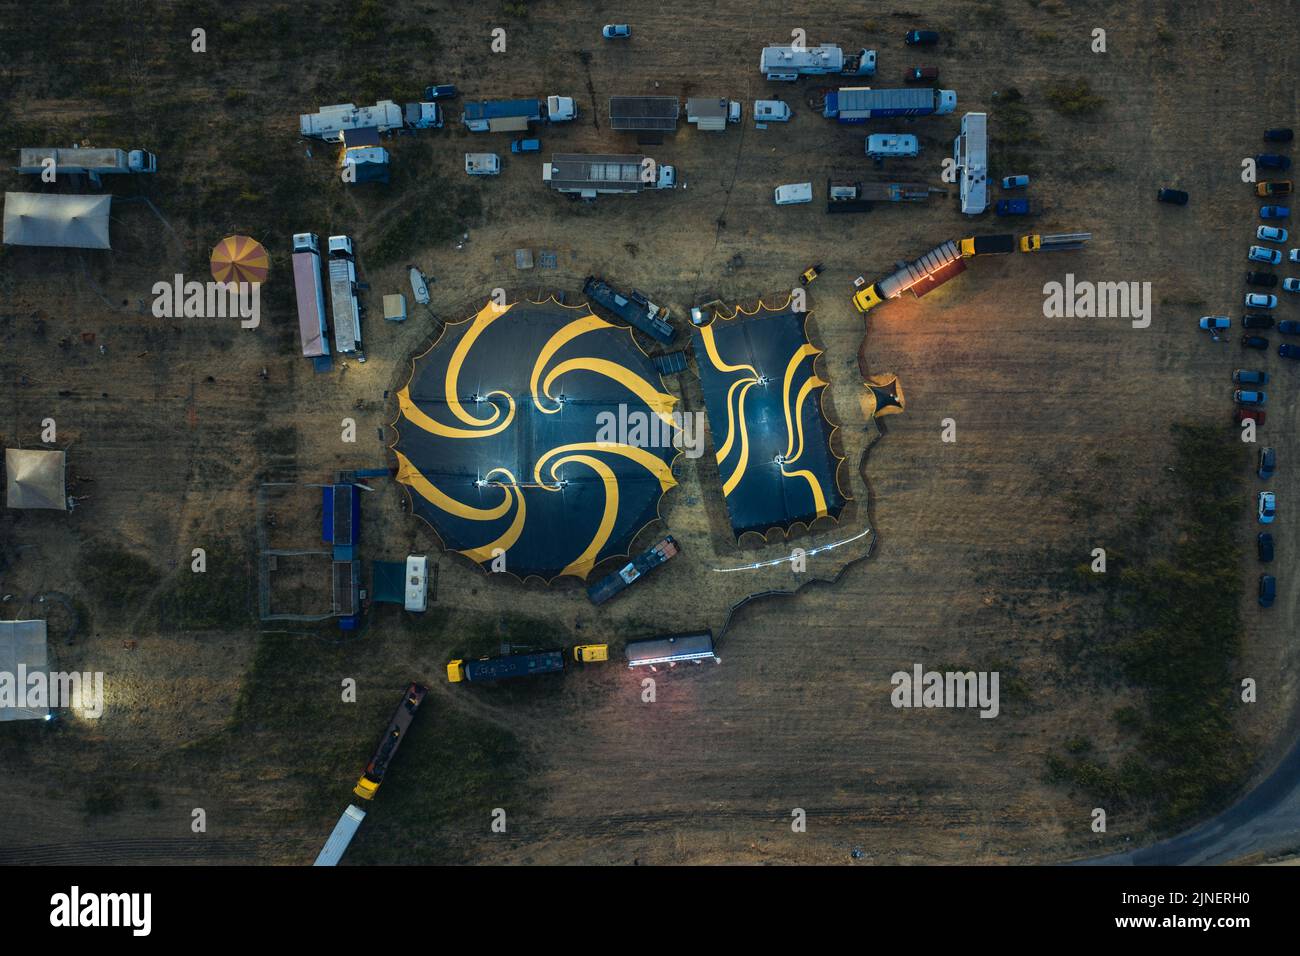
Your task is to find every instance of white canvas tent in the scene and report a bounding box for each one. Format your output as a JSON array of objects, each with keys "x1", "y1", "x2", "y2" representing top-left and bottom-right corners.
[
  {"x1": 3, "y1": 192, "x2": 111, "y2": 249},
  {"x1": 5, "y1": 448, "x2": 67, "y2": 510},
  {"x1": 0, "y1": 620, "x2": 50, "y2": 722}
]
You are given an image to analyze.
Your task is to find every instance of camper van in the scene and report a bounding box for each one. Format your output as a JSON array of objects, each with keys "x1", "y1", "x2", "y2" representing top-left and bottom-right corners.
[{"x1": 867, "y1": 133, "x2": 920, "y2": 158}]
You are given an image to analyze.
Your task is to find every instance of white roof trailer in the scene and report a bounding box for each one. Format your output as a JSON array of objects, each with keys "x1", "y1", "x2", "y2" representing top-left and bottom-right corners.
[
  {"x1": 760, "y1": 44, "x2": 876, "y2": 80},
  {"x1": 300, "y1": 101, "x2": 403, "y2": 141},
  {"x1": 313, "y1": 804, "x2": 366, "y2": 866},
  {"x1": 955, "y1": 112, "x2": 988, "y2": 215}
]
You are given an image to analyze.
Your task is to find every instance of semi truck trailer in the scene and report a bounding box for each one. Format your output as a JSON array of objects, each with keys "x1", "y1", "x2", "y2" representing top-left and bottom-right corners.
[
  {"x1": 291, "y1": 233, "x2": 330, "y2": 358},
  {"x1": 327, "y1": 235, "x2": 362, "y2": 354},
  {"x1": 353, "y1": 683, "x2": 428, "y2": 800},
  {"x1": 583, "y1": 276, "x2": 675, "y2": 343},
  {"x1": 823, "y1": 87, "x2": 956, "y2": 122},
  {"x1": 447, "y1": 649, "x2": 566, "y2": 683},
  {"x1": 853, "y1": 234, "x2": 1014, "y2": 313}
]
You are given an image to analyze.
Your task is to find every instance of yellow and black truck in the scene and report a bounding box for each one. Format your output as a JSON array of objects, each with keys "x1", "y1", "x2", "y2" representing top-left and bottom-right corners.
[{"x1": 353, "y1": 682, "x2": 428, "y2": 801}]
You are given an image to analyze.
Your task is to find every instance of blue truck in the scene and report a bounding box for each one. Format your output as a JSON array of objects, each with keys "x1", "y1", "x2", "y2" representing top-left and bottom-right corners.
[
  {"x1": 446, "y1": 650, "x2": 566, "y2": 682},
  {"x1": 583, "y1": 276, "x2": 675, "y2": 343},
  {"x1": 462, "y1": 98, "x2": 543, "y2": 132},
  {"x1": 823, "y1": 86, "x2": 956, "y2": 122}
]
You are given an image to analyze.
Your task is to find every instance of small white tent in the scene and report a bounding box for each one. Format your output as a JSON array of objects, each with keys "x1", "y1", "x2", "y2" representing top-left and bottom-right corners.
[
  {"x1": 3, "y1": 192, "x2": 111, "y2": 249},
  {"x1": 5, "y1": 448, "x2": 67, "y2": 510}
]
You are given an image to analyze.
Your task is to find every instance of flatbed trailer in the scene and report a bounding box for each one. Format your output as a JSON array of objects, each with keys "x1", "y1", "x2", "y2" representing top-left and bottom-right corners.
[{"x1": 353, "y1": 683, "x2": 428, "y2": 800}]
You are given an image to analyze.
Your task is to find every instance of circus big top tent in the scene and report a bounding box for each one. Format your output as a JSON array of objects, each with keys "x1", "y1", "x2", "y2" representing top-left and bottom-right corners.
[
  {"x1": 3, "y1": 192, "x2": 111, "y2": 249},
  {"x1": 694, "y1": 305, "x2": 848, "y2": 538},
  {"x1": 392, "y1": 298, "x2": 680, "y2": 582}
]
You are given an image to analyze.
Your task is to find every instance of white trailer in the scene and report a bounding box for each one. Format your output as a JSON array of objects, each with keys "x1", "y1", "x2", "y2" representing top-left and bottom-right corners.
[
  {"x1": 327, "y1": 235, "x2": 361, "y2": 354},
  {"x1": 16, "y1": 147, "x2": 156, "y2": 178},
  {"x1": 954, "y1": 112, "x2": 988, "y2": 215},
  {"x1": 465, "y1": 153, "x2": 501, "y2": 176},
  {"x1": 313, "y1": 804, "x2": 366, "y2": 866},
  {"x1": 405, "y1": 555, "x2": 428, "y2": 612},
  {"x1": 299, "y1": 101, "x2": 403, "y2": 141},
  {"x1": 760, "y1": 44, "x2": 876, "y2": 80}
]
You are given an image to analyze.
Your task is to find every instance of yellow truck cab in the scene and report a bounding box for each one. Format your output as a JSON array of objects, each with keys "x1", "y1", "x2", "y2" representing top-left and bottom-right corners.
[
  {"x1": 852, "y1": 284, "x2": 883, "y2": 313},
  {"x1": 353, "y1": 776, "x2": 380, "y2": 800},
  {"x1": 1019, "y1": 234, "x2": 1042, "y2": 253},
  {"x1": 573, "y1": 644, "x2": 609, "y2": 663},
  {"x1": 446, "y1": 660, "x2": 467, "y2": 683}
]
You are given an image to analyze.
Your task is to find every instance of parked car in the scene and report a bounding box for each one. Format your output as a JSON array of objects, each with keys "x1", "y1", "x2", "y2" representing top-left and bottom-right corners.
[
  {"x1": 1234, "y1": 368, "x2": 1269, "y2": 385},
  {"x1": 1280, "y1": 343, "x2": 1300, "y2": 360},
  {"x1": 1258, "y1": 154, "x2": 1292, "y2": 170},
  {"x1": 510, "y1": 138, "x2": 541, "y2": 153},
  {"x1": 1235, "y1": 407, "x2": 1266, "y2": 425},
  {"x1": 1258, "y1": 532, "x2": 1275, "y2": 562},
  {"x1": 1265, "y1": 128, "x2": 1294, "y2": 143},
  {"x1": 424, "y1": 84, "x2": 458, "y2": 100},
  {"x1": 1258, "y1": 225, "x2": 1289, "y2": 243},
  {"x1": 1245, "y1": 293, "x2": 1278, "y2": 309},
  {"x1": 1250, "y1": 245, "x2": 1282, "y2": 264},
  {"x1": 1242, "y1": 312, "x2": 1274, "y2": 328},
  {"x1": 1235, "y1": 389, "x2": 1267, "y2": 406},
  {"x1": 1257, "y1": 181, "x2": 1293, "y2": 197},
  {"x1": 904, "y1": 29, "x2": 940, "y2": 46},
  {"x1": 1242, "y1": 334, "x2": 1270, "y2": 350},
  {"x1": 1156, "y1": 187, "x2": 1189, "y2": 205},
  {"x1": 1259, "y1": 574, "x2": 1276, "y2": 607},
  {"x1": 996, "y1": 198, "x2": 1030, "y2": 216},
  {"x1": 774, "y1": 182, "x2": 814, "y2": 205},
  {"x1": 1246, "y1": 271, "x2": 1278, "y2": 287},
  {"x1": 1259, "y1": 446, "x2": 1277, "y2": 480},
  {"x1": 1284, "y1": 278, "x2": 1300, "y2": 293},
  {"x1": 1279, "y1": 320, "x2": 1300, "y2": 334},
  {"x1": 1002, "y1": 174, "x2": 1030, "y2": 189},
  {"x1": 1290, "y1": 249, "x2": 1300, "y2": 263},
  {"x1": 1199, "y1": 316, "x2": 1231, "y2": 330},
  {"x1": 1259, "y1": 491, "x2": 1276, "y2": 524},
  {"x1": 602, "y1": 24, "x2": 631, "y2": 38},
  {"x1": 728, "y1": 101, "x2": 741, "y2": 124},
  {"x1": 1261, "y1": 205, "x2": 1291, "y2": 219},
  {"x1": 904, "y1": 66, "x2": 939, "y2": 84}
]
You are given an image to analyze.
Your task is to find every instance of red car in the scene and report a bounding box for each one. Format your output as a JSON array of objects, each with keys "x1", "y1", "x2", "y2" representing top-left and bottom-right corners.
[
  {"x1": 1235, "y1": 408, "x2": 1266, "y2": 426},
  {"x1": 904, "y1": 66, "x2": 939, "y2": 84}
]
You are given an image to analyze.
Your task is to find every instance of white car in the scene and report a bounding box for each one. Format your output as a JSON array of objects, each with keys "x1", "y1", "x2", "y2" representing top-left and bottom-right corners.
[
  {"x1": 1259, "y1": 491, "x2": 1276, "y2": 524},
  {"x1": 1290, "y1": 248, "x2": 1300, "y2": 263},
  {"x1": 1245, "y1": 293, "x2": 1278, "y2": 309},
  {"x1": 1199, "y1": 316, "x2": 1231, "y2": 330},
  {"x1": 1258, "y1": 225, "x2": 1289, "y2": 243},
  {"x1": 774, "y1": 182, "x2": 813, "y2": 205},
  {"x1": 1284, "y1": 278, "x2": 1300, "y2": 293},
  {"x1": 1250, "y1": 245, "x2": 1283, "y2": 264}
]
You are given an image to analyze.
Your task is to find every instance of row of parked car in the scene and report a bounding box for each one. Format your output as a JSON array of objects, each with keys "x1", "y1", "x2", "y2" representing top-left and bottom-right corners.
[{"x1": 1257, "y1": 442, "x2": 1278, "y2": 607}]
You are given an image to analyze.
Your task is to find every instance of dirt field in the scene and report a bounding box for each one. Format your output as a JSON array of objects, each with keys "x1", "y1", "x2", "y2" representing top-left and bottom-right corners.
[{"x1": 1, "y1": 0, "x2": 1298, "y2": 865}]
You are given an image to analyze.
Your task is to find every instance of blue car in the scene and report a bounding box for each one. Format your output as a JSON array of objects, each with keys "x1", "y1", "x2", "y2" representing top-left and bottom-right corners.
[
  {"x1": 996, "y1": 198, "x2": 1030, "y2": 216},
  {"x1": 1278, "y1": 320, "x2": 1300, "y2": 334},
  {"x1": 423, "y1": 84, "x2": 458, "y2": 100},
  {"x1": 1259, "y1": 491, "x2": 1276, "y2": 524},
  {"x1": 511, "y1": 138, "x2": 541, "y2": 153},
  {"x1": 602, "y1": 24, "x2": 631, "y2": 38},
  {"x1": 1234, "y1": 368, "x2": 1269, "y2": 384},
  {"x1": 1001, "y1": 174, "x2": 1030, "y2": 189},
  {"x1": 1259, "y1": 574, "x2": 1276, "y2": 607},
  {"x1": 1258, "y1": 154, "x2": 1292, "y2": 170},
  {"x1": 1261, "y1": 205, "x2": 1291, "y2": 219}
]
